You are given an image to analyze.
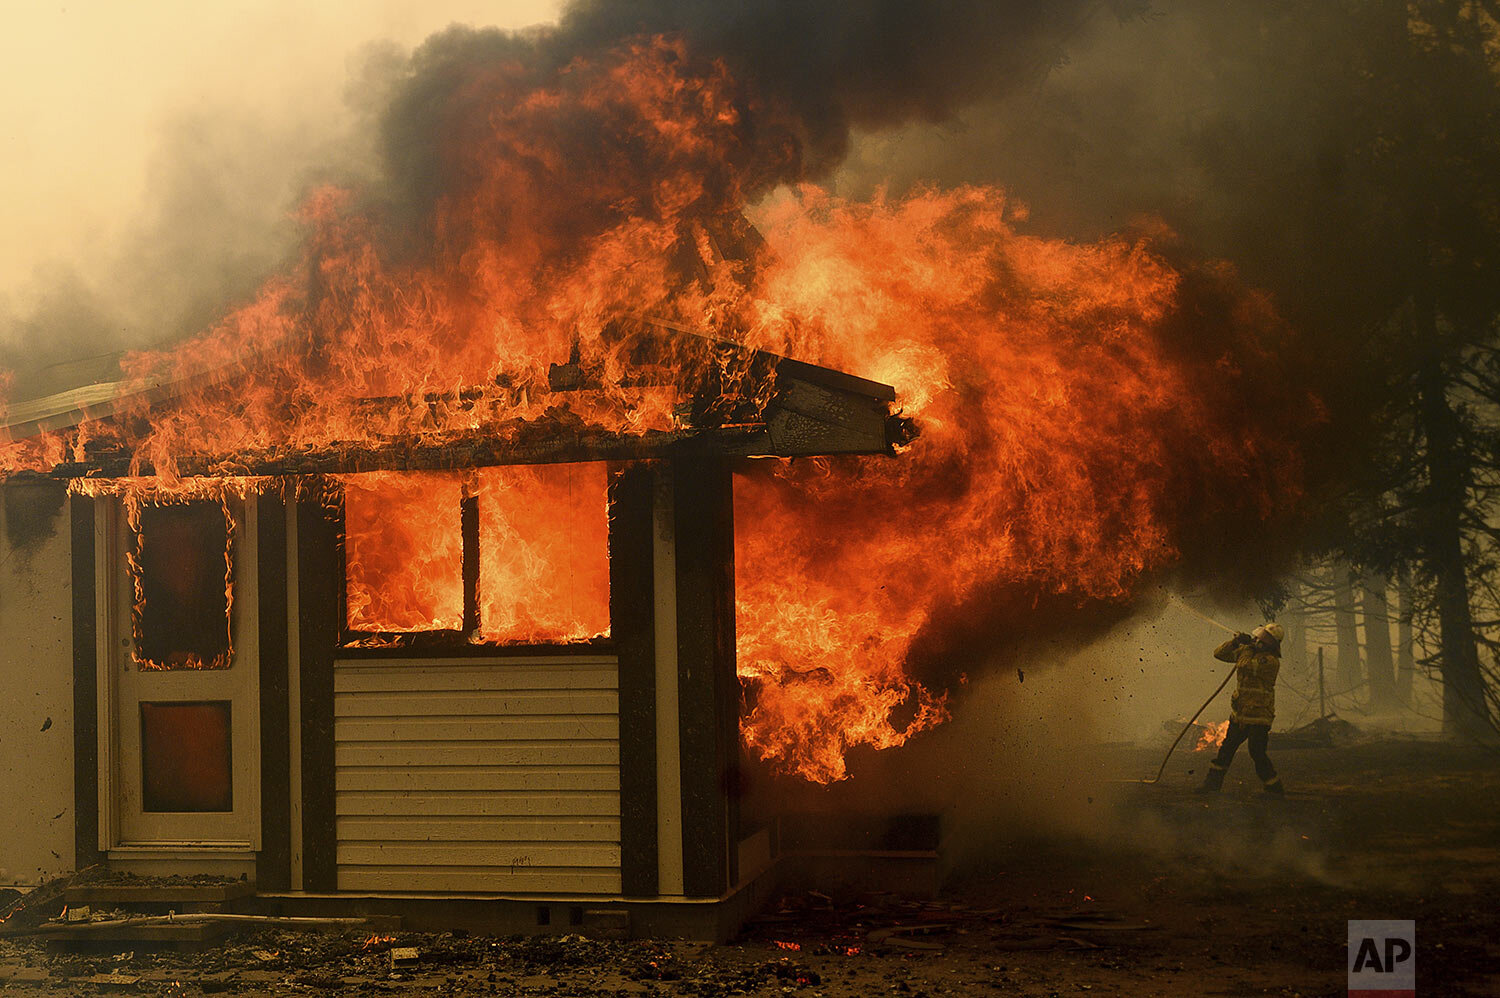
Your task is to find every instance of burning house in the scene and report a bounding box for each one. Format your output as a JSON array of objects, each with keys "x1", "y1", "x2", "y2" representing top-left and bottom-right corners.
[
  {"x1": 0, "y1": 312, "x2": 912, "y2": 935},
  {"x1": 0, "y1": 19, "x2": 1299, "y2": 944}
]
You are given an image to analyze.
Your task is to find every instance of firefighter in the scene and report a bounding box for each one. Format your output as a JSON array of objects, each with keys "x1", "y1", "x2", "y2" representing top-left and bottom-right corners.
[{"x1": 1197, "y1": 622, "x2": 1286, "y2": 795}]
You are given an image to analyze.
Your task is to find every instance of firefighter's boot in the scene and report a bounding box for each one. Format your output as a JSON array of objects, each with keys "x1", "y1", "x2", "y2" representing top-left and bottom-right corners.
[
  {"x1": 1194, "y1": 765, "x2": 1226, "y2": 794},
  {"x1": 1262, "y1": 776, "x2": 1285, "y2": 796}
]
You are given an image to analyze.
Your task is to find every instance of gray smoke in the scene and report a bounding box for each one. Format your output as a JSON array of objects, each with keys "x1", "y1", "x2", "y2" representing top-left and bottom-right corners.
[{"x1": 0, "y1": 51, "x2": 391, "y2": 402}]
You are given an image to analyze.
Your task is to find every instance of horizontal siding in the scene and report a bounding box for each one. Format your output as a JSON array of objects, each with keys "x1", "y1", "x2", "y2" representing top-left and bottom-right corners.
[
  {"x1": 336, "y1": 694, "x2": 619, "y2": 718},
  {"x1": 338, "y1": 842, "x2": 621, "y2": 867},
  {"x1": 339, "y1": 816, "x2": 619, "y2": 842},
  {"x1": 337, "y1": 791, "x2": 619, "y2": 817},
  {"x1": 335, "y1": 659, "x2": 616, "y2": 692},
  {"x1": 337, "y1": 766, "x2": 619, "y2": 793},
  {"x1": 337, "y1": 867, "x2": 622, "y2": 894},
  {"x1": 333, "y1": 656, "x2": 621, "y2": 894},
  {"x1": 335, "y1": 715, "x2": 617, "y2": 741},
  {"x1": 336, "y1": 741, "x2": 620, "y2": 768}
]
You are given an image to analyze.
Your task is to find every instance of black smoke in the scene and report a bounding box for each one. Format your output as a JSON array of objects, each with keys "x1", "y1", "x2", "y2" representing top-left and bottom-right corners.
[
  {"x1": 374, "y1": 1, "x2": 1145, "y2": 236},
  {"x1": 556, "y1": 0, "x2": 1145, "y2": 173}
]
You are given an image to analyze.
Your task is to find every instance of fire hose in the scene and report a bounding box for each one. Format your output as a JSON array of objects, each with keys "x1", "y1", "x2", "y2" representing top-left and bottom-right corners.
[
  {"x1": 1135, "y1": 595, "x2": 1240, "y2": 785},
  {"x1": 1138, "y1": 665, "x2": 1237, "y2": 785}
]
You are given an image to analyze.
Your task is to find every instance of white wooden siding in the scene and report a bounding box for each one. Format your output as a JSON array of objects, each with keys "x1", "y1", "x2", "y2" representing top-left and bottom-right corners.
[{"x1": 333, "y1": 657, "x2": 621, "y2": 894}]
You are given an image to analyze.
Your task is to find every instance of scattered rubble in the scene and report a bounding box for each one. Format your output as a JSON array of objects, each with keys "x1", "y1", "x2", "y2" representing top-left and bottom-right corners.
[{"x1": 0, "y1": 925, "x2": 842, "y2": 997}]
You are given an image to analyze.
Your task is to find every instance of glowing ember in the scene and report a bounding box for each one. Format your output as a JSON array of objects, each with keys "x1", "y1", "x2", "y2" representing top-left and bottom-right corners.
[
  {"x1": 476, "y1": 462, "x2": 611, "y2": 644},
  {"x1": 344, "y1": 472, "x2": 465, "y2": 633}
]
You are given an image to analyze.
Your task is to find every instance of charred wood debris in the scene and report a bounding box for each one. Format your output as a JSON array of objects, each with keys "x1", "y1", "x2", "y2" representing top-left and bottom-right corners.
[{"x1": 0, "y1": 872, "x2": 1156, "y2": 996}]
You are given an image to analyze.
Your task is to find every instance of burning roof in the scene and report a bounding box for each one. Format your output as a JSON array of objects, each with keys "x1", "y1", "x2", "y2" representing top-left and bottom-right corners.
[{"x1": 0, "y1": 316, "x2": 913, "y2": 478}]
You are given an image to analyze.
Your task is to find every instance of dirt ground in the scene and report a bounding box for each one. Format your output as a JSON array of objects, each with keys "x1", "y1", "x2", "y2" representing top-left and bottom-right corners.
[{"x1": 1, "y1": 737, "x2": 1496, "y2": 997}]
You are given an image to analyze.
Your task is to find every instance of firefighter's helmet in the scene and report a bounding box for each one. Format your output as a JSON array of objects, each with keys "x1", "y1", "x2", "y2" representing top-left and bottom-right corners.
[{"x1": 1253, "y1": 622, "x2": 1285, "y2": 645}]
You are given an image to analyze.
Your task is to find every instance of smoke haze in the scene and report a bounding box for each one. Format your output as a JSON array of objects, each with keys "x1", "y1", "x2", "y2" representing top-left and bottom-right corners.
[{"x1": 0, "y1": 1, "x2": 559, "y2": 398}]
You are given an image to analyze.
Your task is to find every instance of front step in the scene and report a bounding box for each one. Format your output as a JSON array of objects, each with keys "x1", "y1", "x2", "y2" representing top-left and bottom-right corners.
[{"x1": 63, "y1": 879, "x2": 255, "y2": 916}]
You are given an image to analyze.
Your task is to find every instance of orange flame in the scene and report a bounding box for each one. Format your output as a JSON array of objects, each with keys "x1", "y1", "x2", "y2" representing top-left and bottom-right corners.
[
  {"x1": 1195, "y1": 720, "x2": 1230, "y2": 752},
  {"x1": 730, "y1": 189, "x2": 1289, "y2": 781},
  {"x1": 476, "y1": 463, "x2": 611, "y2": 644},
  {"x1": 344, "y1": 472, "x2": 465, "y2": 633},
  {"x1": 0, "y1": 39, "x2": 765, "y2": 486}
]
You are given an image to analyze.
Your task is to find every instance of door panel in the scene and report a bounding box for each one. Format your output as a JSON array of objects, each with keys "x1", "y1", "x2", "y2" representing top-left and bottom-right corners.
[{"x1": 108, "y1": 497, "x2": 260, "y2": 848}]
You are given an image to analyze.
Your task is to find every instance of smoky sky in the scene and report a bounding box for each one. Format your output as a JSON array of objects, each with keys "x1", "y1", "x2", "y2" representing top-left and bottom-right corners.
[{"x1": 0, "y1": 97, "x2": 377, "y2": 402}]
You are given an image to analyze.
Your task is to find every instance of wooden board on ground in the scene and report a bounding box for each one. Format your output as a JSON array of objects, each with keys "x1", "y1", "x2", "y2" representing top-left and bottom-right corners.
[{"x1": 43, "y1": 919, "x2": 235, "y2": 952}]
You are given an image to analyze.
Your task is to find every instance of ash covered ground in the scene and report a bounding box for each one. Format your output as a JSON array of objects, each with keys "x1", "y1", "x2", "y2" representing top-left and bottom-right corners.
[{"x1": 2, "y1": 739, "x2": 1496, "y2": 997}]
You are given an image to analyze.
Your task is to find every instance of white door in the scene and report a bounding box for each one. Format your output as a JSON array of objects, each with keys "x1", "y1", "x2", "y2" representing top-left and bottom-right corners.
[{"x1": 102, "y1": 496, "x2": 260, "y2": 850}]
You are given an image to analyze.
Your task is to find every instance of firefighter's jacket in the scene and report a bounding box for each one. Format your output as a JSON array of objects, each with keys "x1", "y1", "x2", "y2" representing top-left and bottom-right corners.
[{"x1": 1213, "y1": 637, "x2": 1280, "y2": 726}]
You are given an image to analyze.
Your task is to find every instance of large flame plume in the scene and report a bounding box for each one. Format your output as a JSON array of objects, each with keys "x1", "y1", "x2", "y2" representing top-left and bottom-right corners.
[
  {"x1": 733, "y1": 189, "x2": 1298, "y2": 781},
  {"x1": 1, "y1": 35, "x2": 1308, "y2": 783}
]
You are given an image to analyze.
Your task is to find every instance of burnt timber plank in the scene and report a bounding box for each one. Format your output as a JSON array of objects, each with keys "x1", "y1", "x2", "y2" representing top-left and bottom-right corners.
[
  {"x1": 70, "y1": 493, "x2": 102, "y2": 869},
  {"x1": 775, "y1": 356, "x2": 897, "y2": 402},
  {"x1": 296, "y1": 490, "x2": 340, "y2": 892},
  {"x1": 42, "y1": 920, "x2": 234, "y2": 949},
  {"x1": 256, "y1": 486, "x2": 291, "y2": 891},
  {"x1": 48, "y1": 428, "x2": 748, "y2": 478},
  {"x1": 766, "y1": 378, "x2": 891, "y2": 454},
  {"x1": 672, "y1": 457, "x2": 737, "y2": 896},
  {"x1": 610, "y1": 463, "x2": 657, "y2": 896}
]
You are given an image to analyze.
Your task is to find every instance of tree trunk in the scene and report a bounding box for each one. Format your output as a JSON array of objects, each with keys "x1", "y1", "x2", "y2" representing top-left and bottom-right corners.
[
  {"x1": 1362, "y1": 572, "x2": 1398, "y2": 711},
  {"x1": 1396, "y1": 566, "x2": 1415, "y2": 706},
  {"x1": 1333, "y1": 565, "x2": 1363, "y2": 695},
  {"x1": 1415, "y1": 329, "x2": 1491, "y2": 738},
  {"x1": 1282, "y1": 578, "x2": 1309, "y2": 679}
]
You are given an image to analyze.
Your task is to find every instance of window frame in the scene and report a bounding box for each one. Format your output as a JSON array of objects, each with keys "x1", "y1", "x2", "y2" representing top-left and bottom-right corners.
[
  {"x1": 335, "y1": 470, "x2": 616, "y2": 657},
  {"x1": 128, "y1": 498, "x2": 237, "y2": 672}
]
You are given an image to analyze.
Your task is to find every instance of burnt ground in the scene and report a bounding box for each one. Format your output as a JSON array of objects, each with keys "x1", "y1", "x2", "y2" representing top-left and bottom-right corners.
[{"x1": 1, "y1": 737, "x2": 1496, "y2": 997}]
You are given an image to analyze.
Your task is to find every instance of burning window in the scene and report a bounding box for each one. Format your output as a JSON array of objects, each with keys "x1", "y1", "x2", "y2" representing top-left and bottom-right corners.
[
  {"x1": 342, "y1": 464, "x2": 610, "y2": 644},
  {"x1": 344, "y1": 472, "x2": 465, "y2": 632},
  {"x1": 131, "y1": 502, "x2": 234, "y2": 671},
  {"x1": 476, "y1": 463, "x2": 611, "y2": 644}
]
